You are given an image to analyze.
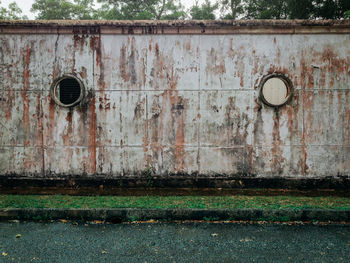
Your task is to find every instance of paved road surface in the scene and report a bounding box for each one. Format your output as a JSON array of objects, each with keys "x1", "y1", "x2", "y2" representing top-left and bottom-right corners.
[{"x1": 0, "y1": 221, "x2": 349, "y2": 262}]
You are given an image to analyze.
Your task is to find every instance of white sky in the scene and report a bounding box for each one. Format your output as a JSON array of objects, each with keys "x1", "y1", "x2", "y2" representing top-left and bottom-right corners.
[{"x1": 1, "y1": 0, "x2": 209, "y2": 20}]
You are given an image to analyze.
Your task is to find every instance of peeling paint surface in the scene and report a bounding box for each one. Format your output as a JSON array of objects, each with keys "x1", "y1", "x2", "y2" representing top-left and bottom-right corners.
[{"x1": 0, "y1": 21, "x2": 350, "y2": 179}]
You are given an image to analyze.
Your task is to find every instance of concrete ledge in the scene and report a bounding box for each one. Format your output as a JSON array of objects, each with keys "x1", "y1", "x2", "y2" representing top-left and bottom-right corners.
[
  {"x1": 1, "y1": 20, "x2": 350, "y2": 35},
  {"x1": 1, "y1": 208, "x2": 350, "y2": 222}
]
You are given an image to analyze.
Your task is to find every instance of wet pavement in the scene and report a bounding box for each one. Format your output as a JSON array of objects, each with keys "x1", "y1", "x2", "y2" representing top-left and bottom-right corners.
[{"x1": 0, "y1": 221, "x2": 349, "y2": 262}]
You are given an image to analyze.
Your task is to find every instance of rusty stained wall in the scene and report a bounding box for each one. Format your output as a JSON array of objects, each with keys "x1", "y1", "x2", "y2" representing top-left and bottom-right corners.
[{"x1": 0, "y1": 30, "x2": 350, "y2": 179}]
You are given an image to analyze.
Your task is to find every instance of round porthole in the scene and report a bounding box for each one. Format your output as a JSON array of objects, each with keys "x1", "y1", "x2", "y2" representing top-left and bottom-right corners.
[
  {"x1": 259, "y1": 74, "x2": 293, "y2": 107},
  {"x1": 50, "y1": 75, "x2": 85, "y2": 107}
]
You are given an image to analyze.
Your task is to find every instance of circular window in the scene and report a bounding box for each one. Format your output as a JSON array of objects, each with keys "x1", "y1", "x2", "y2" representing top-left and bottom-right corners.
[
  {"x1": 50, "y1": 75, "x2": 84, "y2": 107},
  {"x1": 259, "y1": 74, "x2": 293, "y2": 107}
]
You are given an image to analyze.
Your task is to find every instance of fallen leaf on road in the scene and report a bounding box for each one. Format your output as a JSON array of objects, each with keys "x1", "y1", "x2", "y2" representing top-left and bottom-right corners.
[
  {"x1": 92, "y1": 220, "x2": 103, "y2": 224},
  {"x1": 240, "y1": 238, "x2": 253, "y2": 242},
  {"x1": 2, "y1": 252, "x2": 8, "y2": 256}
]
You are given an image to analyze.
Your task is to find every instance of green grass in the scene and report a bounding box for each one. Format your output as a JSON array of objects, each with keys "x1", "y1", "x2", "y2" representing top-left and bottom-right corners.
[{"x1": 1, "y1": 195, "x2": 350, "y2": 210}]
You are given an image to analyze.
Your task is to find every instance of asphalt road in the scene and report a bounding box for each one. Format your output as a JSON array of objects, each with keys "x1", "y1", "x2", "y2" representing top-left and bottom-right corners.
[{"x1": 0, "y1": 221, "x2": 349, "y2": 263}]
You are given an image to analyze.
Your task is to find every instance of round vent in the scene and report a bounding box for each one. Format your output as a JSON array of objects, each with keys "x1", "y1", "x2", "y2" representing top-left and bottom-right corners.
[
  {"x1": 259, "y1": 74, "x2": 293, "y2": 107},
  {"x1": 51, "y1": 75, "x2": 84, "y2": 107}
]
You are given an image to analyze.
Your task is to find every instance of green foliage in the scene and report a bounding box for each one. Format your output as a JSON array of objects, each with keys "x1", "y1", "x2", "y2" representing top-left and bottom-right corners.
[
  {"x1": 219, "y1": 0, "x2": 244, "y2": 19},
  {"x1": 0, "y1": 1, "x2": 28, "y2": 19},
  {"x1": 128, "y1": 216, "x2": 138, "y2": 222},
  {"x1": 3, "y1": 0, "x2": 350, "y2": 21},
  {"x1": 313, "y1": 0, "x2": 348, "y2": 19},
  {"x1": 31, "y1": 0, "x2": 75, "y2": 19},
  {"x1": 190, "y1": 0, "x2": 218, "y2": 20},
  {"x1": 158, "y1": 0, "x2": 186, "y2": 20},
  {"x1": 31, "y1": 0, "x2": 96, "y2": 20},
  {"x1": 95, "y1": 0, "x2": 186, "y2": 20},
  {"x1": 286, "y1": 0, "x2": 314, "y2": 19},
  {"x1": 105, "y1": 0, "x2": 158, "y2": 19},
  {"x1": 245, "y1": 0, "x2": 350, "y2": 19},
  {"x1": 73, "y1": 0, "x2": 96, "y2": 19},
  {"x1": 245, "y1": 0, "x2": 288, "y2": 19},
  {"x1": 346, "y1": 10, "x2": 350, "y2": 18}
]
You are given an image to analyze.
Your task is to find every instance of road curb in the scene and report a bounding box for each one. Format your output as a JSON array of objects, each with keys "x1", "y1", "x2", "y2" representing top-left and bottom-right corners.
[{"x1": 1, "y1": 208, "x2": 350, "y2": 222}]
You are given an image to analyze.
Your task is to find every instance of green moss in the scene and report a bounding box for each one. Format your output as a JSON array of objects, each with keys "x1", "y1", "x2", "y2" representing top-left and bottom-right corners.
[{"x1": 0, "y1": 195, "x2": 350, "y2": 210}]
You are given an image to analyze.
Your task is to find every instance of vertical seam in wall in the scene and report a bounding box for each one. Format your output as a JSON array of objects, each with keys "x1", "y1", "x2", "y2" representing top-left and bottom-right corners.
[
  {"x1": 35, "y1": 35, "x2": 45, "y2": 176},
  {"x1": 40, "y1": 33, "x2": 45, "y2": 176},
  {"x1": 145, "y1": 93, "x2": 149, "y2": 167},
  {"x1": 54, "y1": 30, "x2": 60, "y2": 73},
  {"x1": 197, "y1": 35, "x2": 201, "y2": 175},
  {"x1": 250, "y1": 51, "x2": 254, "y2": 174},
  {"x1": 302, "y1": 71, "x2": 305, "y2": 177},
  {"x1": 120, "y1": 94, "x2": 124, "y2": 176},
  {"x1": 342, "y1": 92, "x2": 345, "y2": 173},
  {"x1": 92, "y1": 34, "x2": 96, "y2": 174}
]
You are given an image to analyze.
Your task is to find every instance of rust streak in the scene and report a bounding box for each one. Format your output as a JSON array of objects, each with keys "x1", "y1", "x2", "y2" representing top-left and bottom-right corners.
[
  {"x1": 271, "y1": 109, "x2": 284, "y2": 174},
  {"x1": 185, "y1": 41, "x2": 191, "y2": 51},
  {"x1": 129, "y1": 37, "x2": 137, "y2": 85},
  {"x1": 5, "y1": 90, "x2": 14, "y2": 122},
  {"x1": 22, "y1": 45, "x2": 31, "y2": 146},
  {"x1": 94, "y1": 35, "x2": 105, "y2": 90},
  {"x1": 35, "y1": 93, "x2": 43, "y2": 146},
  {"x1": 119, "y1": 44, "x2": 129, "y2": 82},
  {"x1": 62, "y1": 111, "x2": 73, "y2": 146},
  {"x1": 170, "y1": 68, "x2": 185, "y2": 171},
  {"x1": 88, "y1": 96, "x2": 97, "y2": 173}
]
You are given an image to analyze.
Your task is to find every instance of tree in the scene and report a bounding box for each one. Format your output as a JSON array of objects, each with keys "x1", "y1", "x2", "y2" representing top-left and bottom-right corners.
[
  {"x1": 244, "y1": 0, "x2": 349, "y2": 20},
  {"x1": 0, "y1": 1, "x2": 28, "y2": 19},
  {"x1": 190, "y1": 0, "x2": 218, "y2": 20},
  {"x1": 220, "y1": 0, "x2": 244, "y2": 19},
  {"x1": 314, "y1": 0, "x2": 350, "y2": 19},
  {"x1": 31, "y1": 0, "x2": 95, "y2": 20},
  {"x1": 245, "y1": 0, "x2": 287, "y2": 19},
  {"x1": 155, "y1": 0, "x2": 186, "y2": 20},
  {"x1": 245, "y1": 0, "x2": 316, "y2": 19},
  {"x1": 31, "y1": 0, "x2": 76, "y2": 19},
  {"x1": 72, "y1": 0, "x2": 96, "y2": 19},
  {"x1": 286, "y1": 0, "x2": 314, "y2": 19},
  {"x1": 115, "y1": 0, "x2": 158, "y2": 19},
  {"x1": 96, "y1": 0, "x2": 186, "y2": 20}
]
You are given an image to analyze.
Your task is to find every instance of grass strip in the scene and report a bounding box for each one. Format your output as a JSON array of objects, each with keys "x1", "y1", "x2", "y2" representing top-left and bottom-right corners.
[{"x1": 1, "y1": 195, "x2": 350, "y2": 210}]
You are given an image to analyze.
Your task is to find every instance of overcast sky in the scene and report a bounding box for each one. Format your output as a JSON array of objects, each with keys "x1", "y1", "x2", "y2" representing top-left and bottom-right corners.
[{"x1": 1, "y1": 0, "x2": 208, "y2": 19}]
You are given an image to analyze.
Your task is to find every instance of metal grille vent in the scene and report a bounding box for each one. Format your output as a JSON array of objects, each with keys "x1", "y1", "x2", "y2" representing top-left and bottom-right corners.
[{"x1": 58, "y1": 78, "x2": 81, "y2": 105}]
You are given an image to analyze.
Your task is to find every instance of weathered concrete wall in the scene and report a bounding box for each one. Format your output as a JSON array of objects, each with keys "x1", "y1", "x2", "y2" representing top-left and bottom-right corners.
[{"x1": 0, "y1": 20, "x2": 350, "y2": 181}]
